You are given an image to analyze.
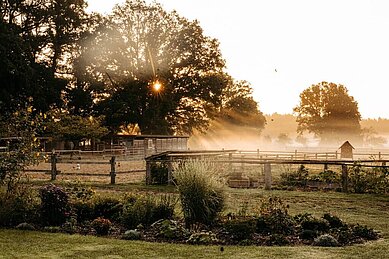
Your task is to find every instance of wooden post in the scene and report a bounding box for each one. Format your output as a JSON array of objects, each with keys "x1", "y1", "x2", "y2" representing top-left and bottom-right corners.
[
  {"x1": 110, "y1": 156, "x2": 116, "y2": 184},
  {"x1": 167, "y1": 158, "x2": 173, "y2": 185},
  {"x1": 335, "y1": 151, "x2": 338, "y2": 159},
  {"x1": 146, "y1": 160, "x2": 152, "y2": 185},
  {"x1": 241, "y1": 155, "x2": 245, "y2": 173},
  {"x1": 228, "y1": 153, "x2": 232, "y2": 174},
  {"x1": 324, "y1": 163, "x2": 328, "y2": 171},
  {"x1": 50, "y1": 152, "x2": 57, "y2": 181},
  {"x1": 341, "y1": 164, "x2": 348, "y2": 193},
  {"x1": 379, "y1": 152, "x2": 381, "y2": 160},
  {"x1": 257, "y1": 149, "x2": 260, "y2": 159},
  {"x1": 264, "y1": 163, "x2": 272, "y2": 190}
]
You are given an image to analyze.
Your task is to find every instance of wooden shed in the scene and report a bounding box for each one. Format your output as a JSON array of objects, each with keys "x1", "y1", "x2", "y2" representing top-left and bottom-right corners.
[{"x1": 339, "y1": 141, "x2": 354, "y2": 159}]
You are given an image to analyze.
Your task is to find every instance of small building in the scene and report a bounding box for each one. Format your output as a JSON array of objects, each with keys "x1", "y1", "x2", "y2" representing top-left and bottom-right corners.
[
  {"x1": 105, "y1": 134, "x2": 189, "y2": 158},
  {"x1": 339, "y1": 141, "x2": 354, "y2": 159}
]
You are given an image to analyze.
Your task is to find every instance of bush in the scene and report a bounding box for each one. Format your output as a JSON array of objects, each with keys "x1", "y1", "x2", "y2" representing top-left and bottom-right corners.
[
  {"x1": 150, "y1": 162, "x2": 169, "y2": 185},
  {"x1": 39, "y1": 184, "x2": 70, "y2": 226},
  {"x1": 349, "y1": 165, "x2": 389, "y2": 194},
  {"x1": 187, "y1": 231, "x2": 219, "y2": 245},
  {"x1": 121, "y1": 194, "x2": 175, "y2": 229},
  {"x1": 280, "y1": 165, "x2": 309, "y2": 187},
  {"x1": 322, "y1": 213, "x2": 344, "y2": 228},
  {"x1": 313, "y1": 234, "x2": 339, "y2": 247},
  {"x1": 256, "y1": 197, "x2": 295, "y2": 235},
  {"x1": 0, "y1": 185, "x2": 39, "y2": 227},
  {"x1": 316, "y1": 170, "x2": 340, "y2": 183},
  {"x1": 71, "y1": 200, "x2": 95, "y2": 223},
  {"x1": 91, "y1": 217, "x2": 112, "y2": 236},
  {"x1": 300, "y1": 217, "x2": 330, "y2": 233},
  {"x1": 224, "y1": 218, "x2": 256, "y2": 241},
  {"x1": 93, "y1": 196, "x2": 123, "y2": 222},
  {"x1": 174, "y1": 160, "x2": 225, "y2": 228},
  {"x1": 352, "y1": 224, "x2": 379, "y2": 240},
  {"x1": 122, "y1": 229, "x2": 142, "y2": 240},
  {"x1": 150, "y1": 219, "x2": 189, "y2": 240}
]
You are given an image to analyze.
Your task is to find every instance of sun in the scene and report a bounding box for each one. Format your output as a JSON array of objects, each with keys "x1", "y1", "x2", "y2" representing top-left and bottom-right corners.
[{"x1": 152, "y1": 80, "x2": 162, "y2": 92}]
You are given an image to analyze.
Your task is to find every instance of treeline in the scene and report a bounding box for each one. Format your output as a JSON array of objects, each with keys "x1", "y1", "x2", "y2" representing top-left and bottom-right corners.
[{"x1": 0, "y1": 0, "x2": 265, "y2": 142}]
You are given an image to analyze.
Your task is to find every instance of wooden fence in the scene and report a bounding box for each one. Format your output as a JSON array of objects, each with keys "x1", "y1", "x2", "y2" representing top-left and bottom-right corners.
[
  {"x1": 145, "y1": 150, "x2": 389, "y2": 192},
  {"x1": 24, "y1": 153, "x2": 145, "y2": 184}
]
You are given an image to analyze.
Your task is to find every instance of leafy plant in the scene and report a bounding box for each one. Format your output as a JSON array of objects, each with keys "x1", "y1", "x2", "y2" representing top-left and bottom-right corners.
[
  {"x1": 255, "y1": 197, "x2": 295, "y2": 235},
  {"x1": 150, "y1": 162, "x2": 169, "y2": 185},
  {"x1": 173, "y1": 160, "x2": 225, "y2": 228},
  {"x1": 313, "y1": 234, "x2": 339, "y2": 247},
  {"x1": 91, "y1": 217, "x2": 112, "y2": 236},
  {"x1": 0, "y1": 185, "x2": 39, "y2": 227},
  {"x1": 280, "y1": 165, "x2": 309, "y2": 187},
  {"x1": 224, "y1": 218, "x2": 256, "y2": 241},
  {"x1": 121, "y1": 194, "x2": 175, "y2": 229},
  {"x1": 39, "y1": 184, "x2": 70, "y2": 226}
]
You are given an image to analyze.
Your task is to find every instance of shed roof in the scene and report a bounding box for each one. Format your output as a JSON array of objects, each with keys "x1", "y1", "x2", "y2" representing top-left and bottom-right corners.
[{"x1": 339, "y1": 141, "x2": 354, "y2": 150}]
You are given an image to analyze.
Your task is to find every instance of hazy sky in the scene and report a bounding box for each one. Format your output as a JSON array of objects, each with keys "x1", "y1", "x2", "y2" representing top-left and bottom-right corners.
[{"x1": 87, "y1": 0, "x2": 389, "y2": 119}]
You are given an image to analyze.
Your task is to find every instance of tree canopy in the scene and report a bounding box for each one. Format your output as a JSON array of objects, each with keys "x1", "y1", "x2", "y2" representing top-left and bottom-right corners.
[
  {"x1": 75, "y1": 0, "x2": 229, "y2": 135},
  {"x1": 294, "y1": 81, "x2": 362, "y2": 144},
  {"x1": 1, "y1": 0, "x2": 265, "y2": 139}
]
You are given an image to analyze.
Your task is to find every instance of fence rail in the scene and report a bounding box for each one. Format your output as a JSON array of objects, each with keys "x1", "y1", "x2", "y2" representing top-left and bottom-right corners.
[{"x1": 24, "y1": 154, "x2": 145, "y2": 184}]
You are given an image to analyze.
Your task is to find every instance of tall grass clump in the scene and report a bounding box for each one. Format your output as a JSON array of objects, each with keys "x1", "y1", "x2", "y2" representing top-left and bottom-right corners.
[{"x1": 174, "y1": 160, "x2": 225, "y2": 228}]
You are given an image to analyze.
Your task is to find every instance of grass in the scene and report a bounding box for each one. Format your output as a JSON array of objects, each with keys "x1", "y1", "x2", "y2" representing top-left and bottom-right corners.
[
  {"x1": 0, "y1": 229, "x2": 388, "y2": 259},
  {"x1": 1, "y1": 184, "x2": 389, "y2": 258}
]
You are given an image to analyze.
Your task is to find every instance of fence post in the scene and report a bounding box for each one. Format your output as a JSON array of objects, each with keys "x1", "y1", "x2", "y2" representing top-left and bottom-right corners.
[
  {"x1": 50, "y1": 152, "x2": 57, "y2": 181},
  {"x1": 264, "y1": 162, "x2": 272, "y2": 190},
  {"x1": 167, "y1": 158, "x2": 173, "y2": 185},
  {"x1": 324, "y1": 163, "x2": 328, "y2": 171},
  {"x1": 228, "y1": 153, "x2": 232, "y2": 173},
  {"x1": 110, "y1": 156, "x2": 116, "y2": 184},
  {"x1": 146, "y1": 160, "x2": 152, "y2": 185},
  {"x1": 341, "y1": 164, "x2": 348, "y2": 193}
]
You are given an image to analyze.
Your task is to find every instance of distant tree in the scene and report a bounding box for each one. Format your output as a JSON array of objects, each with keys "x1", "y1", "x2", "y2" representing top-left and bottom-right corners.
[
  {"x1": 218, "y1": 80, "x2": 266, "y2": 130},
  {"x1": 76, "y1": 0, "x2": 229, "y2": 134},
  {"x1": 276, "y1": 133, "x2": 292, "y2": 146},
  {"x1": 45, "y1": 114, "x2": 109, "y2": 150},
  {"x1": 294, "y1": 82, "x2": 362, "y2": 144}
]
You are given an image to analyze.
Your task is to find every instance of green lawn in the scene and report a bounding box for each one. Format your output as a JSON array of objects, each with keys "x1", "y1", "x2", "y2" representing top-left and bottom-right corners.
[{"x1": 1, "y1": 188, "x2": 389, "y2": 259}]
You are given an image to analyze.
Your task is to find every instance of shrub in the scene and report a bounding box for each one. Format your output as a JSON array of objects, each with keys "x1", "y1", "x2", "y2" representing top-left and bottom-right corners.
[
  {"x1": 174, "y1": 160, "x2": 225, "y2": 228},
  {"x1": 299, "y1": 229, "x2": 318, "y2": 240},
  {"x1": 0, "y1": 185, "x2": 39, "y2": 227},
  {"x1": 265, "y1": 234, "x2": 290, "y2": 246},
  {"x1": 121, "y1": 194, "x2": 175, "y2": 229},
  {"x1": 91, "y1": 217, "x2": 112, "y2": 236},
  {"x1": 300, "y1": 217, "x2": 330, "y2": 233},
  {"x1": 71, "y1": 200, "x2": 95, "y2": 223},
  {"x1": 187, "y1": 231, "x2": 219, "y2": 245},
  {"x1": 349, "y1": 165, "x2": 389, "y2": 194},
  {"x1": 352, "y1": 224, "x2": 379, "y2": 240},
  {"x1": 224, "y1": 218, "x2": 256, "y2": 241},
  {"x1": 280, "y1": 165, "x2": 309, "y2": 187},
  {"x1": 150, "y1": 219, "x2": 189, "y2": 240},
  {"x1": 93, "y1": 196, "x2": 123, "y2": 222},
  {"x1": 313, "y1": 234, "x2": 339, "y2": 247},
  {"x1": 122, "y1": 229, "x2": 142, "y2": 240},
  {"x1": 316, "y1": 170, "x2": 340, "y2": 183},
  {"x1": 150, "y1": 162, "x2": 169, "y2": 185},
  {"x1": 39, "y1": 184, "x2": 70, "y2": 226},
  {"x1": 256, "y1": 197, "x2": 295, "y2": 235},
  {"x1": 322, "y1": 213, "x2": 344, "y2": 228}
]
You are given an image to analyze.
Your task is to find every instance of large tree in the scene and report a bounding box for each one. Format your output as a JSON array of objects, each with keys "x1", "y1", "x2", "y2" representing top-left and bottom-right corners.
[
  {"x1": 0, "y1": 0, "x2": 88, "y2": 114},
  {"x1": 218, "y1": 80, "x2": 266, "y2": 129},
  {"x1": 75, "y1": 0, "x2": 229, "y2": 135},
  {"x1": 294, "y1": 81, "x2": 362, "y2": 144}
]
